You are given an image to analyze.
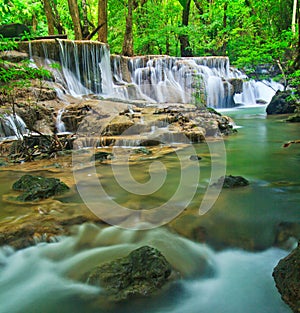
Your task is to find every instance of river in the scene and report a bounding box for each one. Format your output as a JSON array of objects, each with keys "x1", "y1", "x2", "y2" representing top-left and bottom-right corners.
[{"x1": 0, "y1": 105, "x2": 298, "y2": 313}]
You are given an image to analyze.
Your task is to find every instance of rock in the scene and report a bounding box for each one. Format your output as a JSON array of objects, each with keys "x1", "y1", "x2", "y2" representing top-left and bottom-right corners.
[
  {"x1": 273, "y1": 243, "x2": 300, "y2": 313},
  {"x1": 0, "y1": 23, "x2": 30, "y2": 38},
  {"x1": 91, "y1": 151, "x2": 113, "y2": 162},
  {"x1": 212, "y1": 175, "x2": 249, "y2": 188},
  {"x1": 12, "y1": 174, "x2": 69, "y2": 201},
  {"x1": 133, "y1": 147, "x2": 152, "y2": 155},
  {"x1": 266, "y1": 90, "x2": 297, "y2": 115},
  {"x1": 228, "y1": 78, "x2": 243, "y2": 94},
  {"x1": 286, "y1": 113, "x2": 300, "y2": 123},
  {"x1": 0, "y1": 50, "x2": 29, "y2": 63},
  {"x1": 189, "y1": 154, "x2": 202, "y2": 161},
  {"x1": 0, "y1": 214, "x2": 101, "y2": 250},
  {"x1": 85, "y1": 246, "x2": 172, "y2": 301}
]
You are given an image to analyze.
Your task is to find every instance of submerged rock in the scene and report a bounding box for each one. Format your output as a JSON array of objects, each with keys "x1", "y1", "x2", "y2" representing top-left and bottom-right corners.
[
  {"x1": 286, "y1": 113, "x2": 300, "y2": 123},
  {"x1": 91, "y1": 151, "x2": 113, "y2": 162},
  {"x1": 12, "y1": 174, "x2": 69, "y2": 201},
  {"x1": 212, "y1": 175, "x2": 249, "y2": 188},
  {"x1": 273, "y1": 243, "x2": 300, "y2": 313},
  {"x1": 85, "y1": 246, "x2": 172, "y2": 301},
  {"x1": 266, "y1": 90, "x2": 297, "y2": 115},
  {"x1": 189, "y1": 154, "x2": 202, "y2": 161}
]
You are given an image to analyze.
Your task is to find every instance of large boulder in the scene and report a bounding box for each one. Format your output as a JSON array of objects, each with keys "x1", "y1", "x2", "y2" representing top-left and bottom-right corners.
[
  {"x1": 266, "y1": 90, "x2": 297, "y2": 115},
  {"x1": 273, "y1": 243, "x2": 300, "y2": 313},
  {"x1": 12, "y1": 174, "x2": 69, "y2": 201},
  {"x1": 85, "y1": 246, "x2": 172, "y2": 301}
]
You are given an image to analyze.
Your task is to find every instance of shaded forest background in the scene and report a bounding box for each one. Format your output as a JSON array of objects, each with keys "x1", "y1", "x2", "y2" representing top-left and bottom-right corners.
[{"x1": 1, "y1": 0, "x2": 300, "y2": 73}]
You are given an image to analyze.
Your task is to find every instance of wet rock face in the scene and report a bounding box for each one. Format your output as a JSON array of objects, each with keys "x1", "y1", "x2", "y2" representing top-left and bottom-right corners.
[
  {"x1": 85, "y1": 246, "x2": 172, "y2": 301},
  {"x1": 12, "y1": 174, "x2": 69, "y2": 201},
  {"x1": 273, "y1": 243, "x2": 300, "y2": 313},
  {"x1": 266, "y1": 90, "x2": 297, "y2": 115}
]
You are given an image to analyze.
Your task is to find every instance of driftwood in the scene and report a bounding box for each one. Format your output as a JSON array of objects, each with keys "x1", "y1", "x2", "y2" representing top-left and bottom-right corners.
[{"x1": 283, "y1": 140, "x2": 300, "y2": 148}]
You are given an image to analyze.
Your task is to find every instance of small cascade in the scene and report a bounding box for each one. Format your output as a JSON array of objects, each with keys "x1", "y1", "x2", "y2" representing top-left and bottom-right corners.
[
  {"x1": 56, "y1": 109, "x2": 66, "y2": 133},
  {"x1": 0, "y1": 114, "x2": 28, "y2": 140}
]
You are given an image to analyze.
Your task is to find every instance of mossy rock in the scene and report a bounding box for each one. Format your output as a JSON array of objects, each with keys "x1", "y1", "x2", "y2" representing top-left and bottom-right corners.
[
  {"x1": 91, "y1": 151, "x2": 113, "y2": 162},
  {"x1": 266, "y1": 90, "x2": 297, "y2": 115},
  {"x1": 212, "y1": 175, "x2": 249, "y2": 188},
  {"x1": 12, "y1": 174, "x2": 69, "y2": 201},
  {"x1": 273, "y1": 243, "x2": 300, "y2": 313},
  {"x1": 84, "y1": 246, "x2": 172, "y2": 301}
]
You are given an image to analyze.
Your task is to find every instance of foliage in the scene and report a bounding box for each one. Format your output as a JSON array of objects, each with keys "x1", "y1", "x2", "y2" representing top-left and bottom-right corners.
[
  {"x1": 0, "y1": 36, "x2": 52, "y2": 112},
  {"x1": 0, "y1": 0, "x2": 299, "y2": 80}
]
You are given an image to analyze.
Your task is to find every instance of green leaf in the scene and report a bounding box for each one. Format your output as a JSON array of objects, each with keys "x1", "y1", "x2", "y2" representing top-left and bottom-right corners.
[{"x1": 178, "y1": 0, "x2": 187, "y2": 8}]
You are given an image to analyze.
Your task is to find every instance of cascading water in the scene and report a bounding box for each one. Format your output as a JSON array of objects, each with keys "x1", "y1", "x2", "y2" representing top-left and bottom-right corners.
[
  {"x1": 56, "y1": 109, "x2": 66, "y2": 133},
  {"x1": 0, "y1": 114, "x2": 28, "y2": 140},
  {"x1": 26, "y1": 40, "x2": 283, "y2": 108},
  {"x1": 0, "y1": 224, "x2": 291, "y2": 313}
]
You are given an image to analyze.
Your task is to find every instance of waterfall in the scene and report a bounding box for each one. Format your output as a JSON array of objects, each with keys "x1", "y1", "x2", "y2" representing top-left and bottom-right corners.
[
  {"x1": 0, "y1": 114, "x2": 28, "y2": 140},
  {"x1": 25, "y1": 40, "x2": 283, "y2": 108}
]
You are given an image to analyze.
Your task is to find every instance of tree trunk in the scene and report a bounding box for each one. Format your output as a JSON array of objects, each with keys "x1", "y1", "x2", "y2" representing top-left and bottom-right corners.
[
  {"x1": 122, "y1": 0, "x2": 134, "y2": 56},
  {"x1": 67, "y1": 0, "x2": 83, "y2": 40},
  {"x1": 98, "y1": 0, "x2": 108, "y2": 42},
  {"x1": 51, "y1": 0, "x2": 64, "y2": 34},
  {"x1": 179, "y1": 0, "x2": 192, "y2": 57},
  {"x1": 292, "y1": 0, "x2": 298, "y2": 33},
  {"x1": 82, "y1": 0, "x2": 90, "y2": 38},
  {"x1": 43, "y1": 0, "x2": 55, "y2": 35},
  {"x1": 293, "y1": 0, "x2": 300, "y2": 69}
]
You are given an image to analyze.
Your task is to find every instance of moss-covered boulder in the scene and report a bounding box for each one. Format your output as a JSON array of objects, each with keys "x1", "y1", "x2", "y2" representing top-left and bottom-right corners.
[
  {"x1": 85, "y1": 246, "x2": 172, "y2": 301},
  {"x1": 273, "y1": 243, "x2": 300, "y2": 313},
  {"x1": 212, "y1": 175, "x2": 249, "y2": 188},
  {"x1": 12, "y1": 174, "x2": 69, "y2": 201},
  {"x1": 266, "y1": 90, "x2": 297, "y2": 115}
]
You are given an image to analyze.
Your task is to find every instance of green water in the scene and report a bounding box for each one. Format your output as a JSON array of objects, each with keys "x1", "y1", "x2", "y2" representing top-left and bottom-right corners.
[{"x1": 0, "y1": 106, "x2": 299, "y2": 250}]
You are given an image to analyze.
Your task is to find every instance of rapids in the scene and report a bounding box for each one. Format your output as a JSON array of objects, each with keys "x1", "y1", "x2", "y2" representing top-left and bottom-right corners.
[{"x1": 0, "y1": 224, "x2": 291, "y2": 313}]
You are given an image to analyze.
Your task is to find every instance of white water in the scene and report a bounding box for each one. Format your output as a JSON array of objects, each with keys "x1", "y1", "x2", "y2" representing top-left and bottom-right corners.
[
  {"x1": 0, "y1": 224, "x2": 291, "y2": 313},
  {"x1": 56, "y1": 108, "x2": 66, "y2": 133},
  {"x1": 31, "y1": 40, "x2": 282, "y2": 108},
  {"x1": 0, "y1": 114, "x2": 28, "y2": 139}
]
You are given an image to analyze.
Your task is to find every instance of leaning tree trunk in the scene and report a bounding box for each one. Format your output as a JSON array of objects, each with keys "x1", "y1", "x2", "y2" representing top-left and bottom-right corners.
[
  {"x1": 122, "y1": 0, "x2": 134, "y2": 56},
  {"x1": 179, "y1": 0, "x2": 193, "y2": 57},
  {"x1": 67, "y1": 0, "x2": 83, "y2": 40},
  {"x1": 43, "y1": 0, "x2": 55, "y2": 35},
  {"x1": 98, "y1": 0, "x2": 108, "y2": 42}
]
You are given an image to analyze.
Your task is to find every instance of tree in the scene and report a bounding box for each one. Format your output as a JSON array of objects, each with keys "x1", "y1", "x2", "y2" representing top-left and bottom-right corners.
[
  {"x1": 43, "y1": 0, "x2": 55, "y2": 35},
  {"x1": 67, "y1": 0, "x2": 83, "y2": 40},
  {"x1": 122, "y1": 0, "x2": 134, "y2": 56},
  {"x1": 98, "y1": 0, "x2": 108, "y2": 42},
  {"x1": 178, "y1": 0, "x2": 193, "y2": 56},
  {"x1": 42, "y1": 0, "x2": 65, "y2": 35}
]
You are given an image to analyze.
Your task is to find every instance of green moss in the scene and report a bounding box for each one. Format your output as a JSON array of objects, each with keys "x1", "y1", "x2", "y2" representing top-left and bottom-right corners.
[{"x1": 12, "y1": 174, "x2": 69, "y2": 201}]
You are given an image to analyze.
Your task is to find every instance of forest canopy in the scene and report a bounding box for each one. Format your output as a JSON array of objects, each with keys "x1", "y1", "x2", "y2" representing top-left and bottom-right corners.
[{"x1": 0, "y1": 0, "x2": 299, "y2": 71}]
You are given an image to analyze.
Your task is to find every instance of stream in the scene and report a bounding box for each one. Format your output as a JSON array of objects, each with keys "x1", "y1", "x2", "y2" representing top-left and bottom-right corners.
[{"x1": 0, "y1": 105, "x2": 299, "y2": 313}]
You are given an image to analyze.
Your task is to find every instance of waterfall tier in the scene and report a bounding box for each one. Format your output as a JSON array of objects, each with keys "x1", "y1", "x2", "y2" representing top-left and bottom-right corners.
[{"x1": 20, "y1": 40, "x2": 283, "y2": 108}]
